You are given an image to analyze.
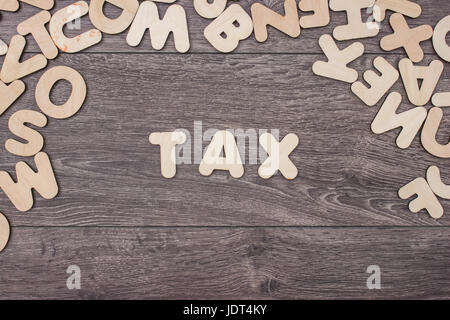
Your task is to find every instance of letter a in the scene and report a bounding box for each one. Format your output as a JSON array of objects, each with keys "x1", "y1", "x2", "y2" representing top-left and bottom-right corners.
[{"x1": 199, "y1": 130, "x2": 244, "y2": 178}]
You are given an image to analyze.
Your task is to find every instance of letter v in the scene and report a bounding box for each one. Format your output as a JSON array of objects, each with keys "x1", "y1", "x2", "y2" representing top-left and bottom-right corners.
[{"x1": 0, "y1": 152, "x2": 58, "y2": 212}]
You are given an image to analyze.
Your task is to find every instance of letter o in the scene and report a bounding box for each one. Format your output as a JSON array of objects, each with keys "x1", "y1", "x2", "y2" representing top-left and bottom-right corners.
[
  {"x1": 433, "y1": 15, "x2": 450, "y2": 62},
  {"x1": 35, "y1": 66, "x2": 86, "y2": 119}
]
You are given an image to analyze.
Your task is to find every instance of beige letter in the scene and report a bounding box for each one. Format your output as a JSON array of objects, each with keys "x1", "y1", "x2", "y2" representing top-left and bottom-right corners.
[
  {"x1": 0, "y1": 0, "x2": 53, "y2": 11},
  {"x1": 259, "y1": 133, "x2": 298, "y2": 180},
  {"x1": 399, "y1": 58, "x2": 443, "y2": 106},
  {"x1": 194, "y1": 0, "x2": 226, "y2": 19},
  {"x1": 0, "y1": 212, "x2": 9, "y2": 253},
  {"x1": 299, "y1": 0, "x2": 330, "y2": 28},
  {"x1": 6, "y1": 110, "x2": 47, "y2": 157},
  {"x1": 0, "y1": 38, "x2": 8, "y2": 55},
  {"x1": 421, "y1": 107, "x2": 450, "y2": 158},
  {"x1": 380, "y1": 13, "x2": 432, "y2": 63},
  {"x1": 251, "y1": 0, "x2": 300, "y2": 43},
  {"x1": 127, "y1": 1, "x2": 190, "y2": 53},
  {"x1": 374, "y1": 0, "x2": 421, "y2": 22},
  {"x1": 17, "y1": 10, "x2": 58, "y2": 59},
  {"x1": 427, "y1": 166, "x2": 450, "y2": 200},
  {"x1": 351, "y1": 57, "x2": 399, "y2": 106},
  {"x1": 330, "y1": 0, "x2": 379, "y2": 40},
  {"x1": 204, "y1": 4, "x2": 253, "y2": 53},
  {"x1": 312, "y1": 34, "x2": 364, "y2": 83},
  {"x1": 0, "y1": 80, "x2": 25, "y2": 116},
  {"x1": 149, "y1": 131, "x2": 187, "y2": 179},
  {"x1": 399, "y1": 177, "x2": 443, "y2": 219},
  {"x1": 371, "y1": 92, "x2": 427, "y2": 149},
  {"x1": 199, "y1": 130, "x2": 244, "y2": 178},
  {"x1": 433, "y1": 15, "x2": 450, "y2": 62},
  {"x1": 0, "y1": 35, "x2": 47, "y2": 83},
  {"x1": 50, "y1": 1, "x2": 102, "y2": 53},
  {"x1": 0, "y1": 152, "x2": 58, "y2": 212},
  {"x1": 36, "y1": 66, "x2": 87, "y2": 119},
  {"x1": 89, "y1": 0, "x2": 139, "y2": 34}
]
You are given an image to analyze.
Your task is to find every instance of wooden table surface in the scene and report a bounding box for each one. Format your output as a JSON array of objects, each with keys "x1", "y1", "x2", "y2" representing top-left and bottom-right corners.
[{"x1": 1, "y1": 0, "x2": 450, "y2": 299}]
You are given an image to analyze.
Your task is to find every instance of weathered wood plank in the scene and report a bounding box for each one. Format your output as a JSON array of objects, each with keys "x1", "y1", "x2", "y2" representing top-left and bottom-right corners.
[
  {"x1": 0, "y1": 0, "x2": 446, "y2": 54},
  {"x1": 0, "y1": 227, "x2": 449, "y2": 299},
  {"x1": 0, "y1": 53, "x2": 449, "y2": 226}
]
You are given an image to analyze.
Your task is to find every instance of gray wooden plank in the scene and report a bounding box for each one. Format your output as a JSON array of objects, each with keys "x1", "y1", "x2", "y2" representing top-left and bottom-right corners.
[
  {"x1": 0, "y1": 227, "x2": 449, "y2": 299},
  {"x1": 0, "y1": 0, "x2": 447, "y2": 54},
  {"x1": 0, "y1": 53, "x2": 449, "y2": 226}
]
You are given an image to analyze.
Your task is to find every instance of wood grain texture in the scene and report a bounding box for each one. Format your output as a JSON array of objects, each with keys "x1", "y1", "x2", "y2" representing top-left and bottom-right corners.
[
  {"x1": 1, "y1": 227, "x2": 450, "y2": 299},
  {"x1": 1, "y1": 0, "x2": 450, "y2": 300},
  {"x1": 0, "y1": 0, "x2": 447, "y2": 54},
  {"x1": 0, "y1": 53, "x2": 449, "y2": 226}
]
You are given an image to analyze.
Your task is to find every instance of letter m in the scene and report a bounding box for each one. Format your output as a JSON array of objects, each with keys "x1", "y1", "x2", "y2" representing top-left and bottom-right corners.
[
  {"x1": 126, "y1": 1, "x2": 190, "y2": 53},
  {"x1": 0, "y1": 152, "x2": 58, "y2": 212}
]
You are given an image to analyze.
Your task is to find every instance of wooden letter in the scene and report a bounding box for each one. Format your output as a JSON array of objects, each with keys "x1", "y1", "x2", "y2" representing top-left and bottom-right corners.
[
  {"x1": 0, "y1": 80, "x2": 25, "y2": 116},
  {"x1": 0, "y1": 0, "x2": 19, "y2": 11},
  {"x1": 0, "y1": 212, "x2": 9, "y2": 253},
  {"x1": 433, "y1": 15, "x2": 450, "y2": 62},
  {"x1": 312, "y1": 34, "x2": 364, "y2": 83},
  {"x1": 351, "y1": 56, "x2": 399, "y2": 106},
  {"x1": 373, "y1": 0, "x2": 421, "y2": 21},
  {"x1": 89, "y1": 0, "x2": 139, "y2": 35},
  {"x1": 380, "y1": 13, "x2": 432, "y2": 63},
  {"x1": 299, "y1": 0, "x2": 330, "y2": 28},
  {"x1": 126, "y1": 1, "x2": 190, "y2": 53},
  {"x1": 17, "y1": 10, "x2": 58, "y2": 59},
  {"x1": 399, "y1": 177, "x2": 443, "y2": 219},
  {"x1": 204, "y1": 4, "x2": 253, "y2": 53},
  {"x1": 199, "y1": 130, "x2": 244, "y2": 178},
  {"x1": 149, "y1": 131, "x2": 187, "y2": 179},
  {"x1": 421, "y1": 107, "x2": 450, "y2": 158},
  {"x1": 0, "y1": 39, "x2": 7, "y2": 55},
  {"x1": 194, "y1": 0, "x2": 226, "y2": 19},
  {"x1": 427, "y1": 166, "x2": 450, "y2": 200},
  {"x1": 19, "y1": 0, "x2": 53, "y2": 9},
  {"x1": 432, "y1": 92, "x2": 450, "y2": 107},
  {"x1": 0, "y1": 0, "x2": 53, "y2": 11},
  {"x1": 5, "y1": 110, "x2": 47, "y2": 157},
  {"x1": 399, "y1": 58, "x2": 443, "y2": 106},
  {"x1": 371, "y1": 92, "x2": 427, "y2": 149},
  {"x1": 36, "y1": 66, "x2": 86, "y2": 119},
  {"x1": 259, "y1": 133, "x2": 298, "y2": 180},
  {"x1": 0, "y1": 152, "x2": 58, "y2": 212},
  {"x1": 251, "y1": 0, "x2": 300, "y2": 43},
  {"x1": 50, "y1": 1, "x2": 102, "y2": 53},
  {"x1": 329, "y1": 0, "x2": 379, "y2": 40},
  {"x1": 0, "y1": 35, "x2": 47, "y2": 83}
]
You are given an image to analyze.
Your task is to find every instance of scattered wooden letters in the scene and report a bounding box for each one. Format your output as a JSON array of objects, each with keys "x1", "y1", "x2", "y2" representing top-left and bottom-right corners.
[{"x1": 0, "y1": 0, "x2": 449, "y2": 248}]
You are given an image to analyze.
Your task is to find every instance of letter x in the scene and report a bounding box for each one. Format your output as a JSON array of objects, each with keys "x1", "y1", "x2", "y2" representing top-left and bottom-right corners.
[{"x1": 258, "y1": 133, "x2": 299, "y2": 180}]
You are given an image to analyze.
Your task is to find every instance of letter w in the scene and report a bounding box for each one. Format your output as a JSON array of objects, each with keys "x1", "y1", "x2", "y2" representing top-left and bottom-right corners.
[{"x1": 0, "y1": 152, "x2": 58, "y2": 212}]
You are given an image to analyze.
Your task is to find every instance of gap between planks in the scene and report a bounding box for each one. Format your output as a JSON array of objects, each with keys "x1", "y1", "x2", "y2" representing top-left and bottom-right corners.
[{"x1": 9, "y1": 225, "x2": 449, "y2": 229}]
